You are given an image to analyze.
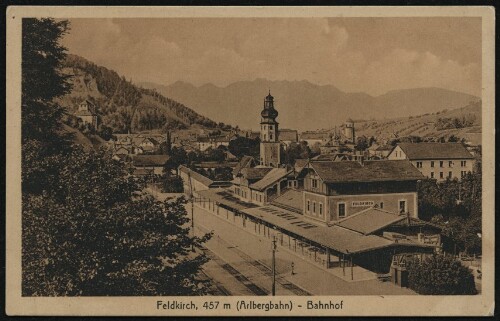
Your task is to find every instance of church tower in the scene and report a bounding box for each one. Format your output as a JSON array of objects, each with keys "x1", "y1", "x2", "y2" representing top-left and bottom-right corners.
[{"x1": 260, "y1": 91, "x2": 281, "y2": 167}]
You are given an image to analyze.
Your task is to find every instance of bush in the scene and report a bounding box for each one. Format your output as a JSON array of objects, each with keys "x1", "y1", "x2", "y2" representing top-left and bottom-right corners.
[
  {"x1": 162, "y1": 175, "x2": 184, "y2": 193},
  {"x1": 407, "y1": 254, "x2": 477, "y2": 295}
]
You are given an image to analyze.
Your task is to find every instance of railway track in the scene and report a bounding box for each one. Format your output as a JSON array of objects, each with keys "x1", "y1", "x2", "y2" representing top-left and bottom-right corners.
[
  {"x1": 201, "y1": 247, "x2": 269, "y2": 296},
  {"x1": 196, "y1": 224, "x2": 311, "y2": 296}
]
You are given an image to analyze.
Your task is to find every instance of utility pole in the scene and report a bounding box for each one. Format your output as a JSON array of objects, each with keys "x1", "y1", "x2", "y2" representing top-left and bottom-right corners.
[
  {"x1": 272, "y1": 235, "x2": 277, "y2": 296},
  {"x1": 188, "y1": 171, "x2": 195, "y2": 252}
]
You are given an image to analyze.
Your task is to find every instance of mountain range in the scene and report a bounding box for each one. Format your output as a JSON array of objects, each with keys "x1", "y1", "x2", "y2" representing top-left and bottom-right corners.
[{"x1": 140, "y1": 79, "x2": 480, "y2": 132}]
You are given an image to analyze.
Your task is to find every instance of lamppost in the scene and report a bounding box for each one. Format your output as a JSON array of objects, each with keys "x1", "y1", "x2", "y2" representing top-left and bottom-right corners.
[{"x1": 271, "y1": 235, "x2": 277, "y2": 296}]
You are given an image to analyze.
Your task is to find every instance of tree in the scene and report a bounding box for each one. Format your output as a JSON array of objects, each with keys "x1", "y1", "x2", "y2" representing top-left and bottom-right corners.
[
  {"x1": 206, "y1": 147, "x2": 225, "y2": 163},
  {"x1": 23, "y1": 147, "x2": 212, "y2": 296},
  {"x1": 407, "y1": 254, "x2": 477, "y2": 295},
  {"x1": 162, "y1": 174, "x2": 184, "y2": 193},
  {"x1": 228, "y1": 136, "x2": 260, "y2": 159},
  {"x1": 22, "y1": 18, "x2": 74, "y2": 196},
  {"x1": 355, "y1": 135, "x2": 369, "y2": 151},
  {"x1": 98, "y1": 124, "x2": 114, "y2": 141},
  {"x1": 283, "y1": 141, "x2": 311, "y2": 165},
  {"x1": 164, "y1": 147, "x2": 187, "y2": 175},
  {"x1": 22, "y1": 19, "x2": 211, "y2": 296},
  {"x1": 22, "y1": 18, "x2": 72, "y2": 144}
]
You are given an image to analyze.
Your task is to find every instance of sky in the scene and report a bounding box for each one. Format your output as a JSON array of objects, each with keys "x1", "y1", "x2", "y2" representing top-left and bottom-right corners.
[{"x1": 61, "y1": 17, "x2": 482, "y2": 97}]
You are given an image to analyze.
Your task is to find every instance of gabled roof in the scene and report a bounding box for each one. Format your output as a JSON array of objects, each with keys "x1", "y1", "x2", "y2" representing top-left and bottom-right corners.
[
  {"x1": 309, "y1": 160, "x2": 425, "y2": 183},
  {"x1": 250, "y1": 168, "x2": 291, "y2": 191},
  {"x1": 396, "y1": 143, "x2": 474, "y2": 160},
  {"x1": 80, "y1": 99, "x2": 95, "y2": 106},
  {"x1": 336, "y1": 208, "x2": 407, "y2": 235},
  {"x1": 294, "y1": 159, "x2": 309, "y2": 173},
  {"x1": 240, "y1": 167, "x2": 273, "y2": 180},
  {"x1": 232, "y1": 156, "x2": 256, "y2": 176},
  {"x1": 132, "y1": 155, "x2": 170, "y2": 167}
]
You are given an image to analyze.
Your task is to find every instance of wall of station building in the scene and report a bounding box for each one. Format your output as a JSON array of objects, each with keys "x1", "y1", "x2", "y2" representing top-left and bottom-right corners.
[
  {"x1": 408, "y1": 159, "x2": 474, "y2": 181},
  {"x1": 233, "y1": 184, "x2": 266, "y2": 205},
  {"x1": 303, "y1": 191, "x2": 418, "y2": 223}
]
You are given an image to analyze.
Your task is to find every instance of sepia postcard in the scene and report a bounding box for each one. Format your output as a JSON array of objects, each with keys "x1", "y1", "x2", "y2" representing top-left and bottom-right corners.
[{"x1": 5, "y1": 5, "x2": 495, "y2": 317}]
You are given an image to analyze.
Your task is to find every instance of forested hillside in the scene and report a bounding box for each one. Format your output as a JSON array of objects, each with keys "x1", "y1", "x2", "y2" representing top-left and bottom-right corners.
[
  {"x1": 354, "y1": 100, "x2": 482, "y2": 145},
  {"x1": 58, "y1": 54, "x2": 218, "y2": 134}
]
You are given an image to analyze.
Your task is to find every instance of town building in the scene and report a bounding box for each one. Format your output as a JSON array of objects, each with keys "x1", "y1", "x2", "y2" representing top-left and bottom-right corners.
[
  {"x1": 299, "y1": 160, "x2": 424, "y2": 224},
  {"x1": 75, "y1": 99, "x2": 98, "y2": 130},
  {"x1": 259, "y1": 92, "x2": 281, "y2": 167},
  {"x1": 195, "y1": 136, "x2": 231, "y2": 151},
  {"x1": 279, "y1": 129, "x2": 299, "y2": 148},
  {"x1": 299, "y1": 131, "x2": 329, "y2": 146},
  {"x1": 131, "y1": 154, "x2": 170, "y2": 175},
  {"x1": 387, "y1": 143, "x2": 475, "y2": 181},
  {"x1": 179, "y1": 92, "x2": 442, "y2": 277}
]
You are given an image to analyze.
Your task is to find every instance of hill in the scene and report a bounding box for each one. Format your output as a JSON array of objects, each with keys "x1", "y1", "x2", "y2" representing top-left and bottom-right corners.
[
  {"x1": 57, "y1": 54, "x2": 219, "y2": 134},
  {"x1": 140, "y1": 79, "x2": 479, "y2": 132},
  {"x1": 354, "y1": 100, "x2": 482, "y2": 145}
]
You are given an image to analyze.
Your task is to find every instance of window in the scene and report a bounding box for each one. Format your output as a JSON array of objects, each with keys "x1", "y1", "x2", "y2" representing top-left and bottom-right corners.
[
  {"x1": 431, "y1": 161, "x2": 435, "y2": 168},
  {"x1": 269, "y1": 125, "x2": 273, "y2": 130},
  {"x1": 448, "y1": 171, "x2": 452, "y2": 178},
  {"x1": 269, "y1": 133, "x2": 273, "y2": 140},
  {"x1": 430, "y1": 172, "x2": 434, "y2": 179},
  {"x1": 449, "y1": 161, "x2": 453, "y2": 167},
  {"x1": 461, "y1": 161, "x2": 467, "y2": 167},
  {"x1": 319, "y1": 203, "x2": 323, "y2": 216},
  {"x1": 379, "y1": 202, "x2": 384, "y2": 209},
  {"x1": 338, "y1": 203, "x2": 346, "y2": 218},
  {"x1": 416, "y1": 161, "x2": 423, "y2": 168},
  {"x1": 440, "y1": 172, "x2": 444, "y2": 179},
  {"x1": 313, "y1": 202, "x2": 316, "y2": 214},
  {"x1": 312, "y1": 178, "x2": 318, "y2": 188},
  {"x1": 263, "y1": 134, "x2": 267, "y2": 141},
  {"x1": 399, "y1": 200, "x2": 407, "y2": 214},
  {"x1": 440, "y1": 161, "x2": 444, "y2": 168},
  {"x1": 461, "y1": 171, "x2": 467, "y2": 178},
  {"x1": 307, "y1": 200, "x2": 310, "y2": 212}
]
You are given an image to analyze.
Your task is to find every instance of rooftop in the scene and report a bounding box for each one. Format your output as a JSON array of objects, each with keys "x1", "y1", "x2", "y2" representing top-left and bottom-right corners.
[
  {"x1": 396, "y1": 143, "x2": 474, "y2": 160},
  {"x1": 240, "y1": 167, "x2": 273, "y2": 180},
  {"x1": 309, "y1": 160, "x2": 425, "y2": 183},
  {"x1": 250, "y1": 168, "x2": 291, "y2": 191},
  {"x1": 132, "y1": 155, "x2": 170, "y2": 167},
  {"x1": 271, "y1": 189, "x2": 303, "y2": 213},
  {"x1": 232, "y1": 155, "x2": 256, "y2": 176},
  {"x1": 242, "y1": 205, "x2": 398, "y2": 254},
  {"x1": 336, "y1": 208, "x2": 408, "y2": 235},
  {"x1": 197, "y1": 188, "x2": 260, "y2": 211},
  {"x1": 179, "y1": 165, "x2": 214, "y2": 187},
  {"x1": 279, "y1": 129, "x2": 298, "y2": 142}
]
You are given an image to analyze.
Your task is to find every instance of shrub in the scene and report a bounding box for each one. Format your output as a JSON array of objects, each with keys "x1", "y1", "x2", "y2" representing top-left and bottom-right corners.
[
  {"x1": 407, "y1": 254, "x2": 477, "y2": 295},
  {"x1": 162, "y1": 175, "x2": 184, "y2": 193}
]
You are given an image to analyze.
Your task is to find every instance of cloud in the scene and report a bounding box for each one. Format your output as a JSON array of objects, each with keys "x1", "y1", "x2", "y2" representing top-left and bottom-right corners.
[{"x1": 62, "y1": 18, "x2": 481, "y2": 97}]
